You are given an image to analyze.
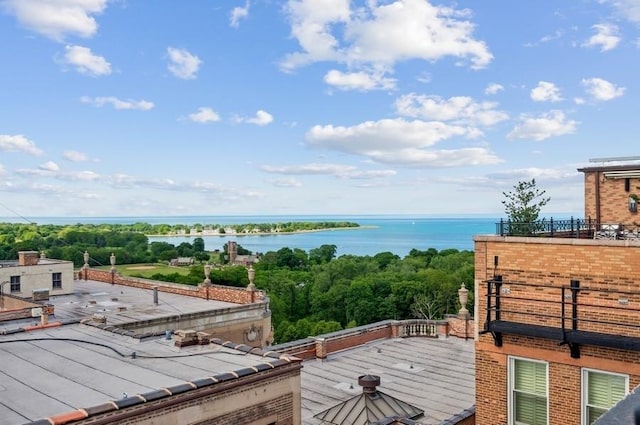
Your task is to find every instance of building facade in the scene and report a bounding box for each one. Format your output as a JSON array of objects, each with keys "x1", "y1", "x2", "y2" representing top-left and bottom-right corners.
[
  {"x1": 0, "y1": 251, "x2": 74, "y2": 299},
  {"x1": 474, "y1": 159, "x2": 640, "y2": 425}
]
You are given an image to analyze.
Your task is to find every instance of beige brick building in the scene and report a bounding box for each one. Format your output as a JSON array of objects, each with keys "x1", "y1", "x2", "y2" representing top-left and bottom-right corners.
[
  {"x1": 474, "y1": 159, "x2": 640, "y2": 425},
  {"x1": 0, "y1": 251, "x2": 74, "y2": 298}
]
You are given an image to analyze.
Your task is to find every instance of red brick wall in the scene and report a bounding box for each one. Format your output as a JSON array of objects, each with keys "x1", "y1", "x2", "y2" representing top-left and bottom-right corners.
[
  {"x1": 583, "y1": 170, "x2": 640, "y2": 224},
  {"x1": 324, "y1": 325, "x2": 391, "y2": 355},
  {"x1": 447, "y1": 316, "x2": 474, "y2": 339},
  {"x1": 18, "y1": 251, "x2": 39, "y2": 266},
  {"x1": 83, "y1": 268, "x2": 255, "y2": 304},
  {"x1": 474, "y1": 236, "x2": 640, "y2": 425}
]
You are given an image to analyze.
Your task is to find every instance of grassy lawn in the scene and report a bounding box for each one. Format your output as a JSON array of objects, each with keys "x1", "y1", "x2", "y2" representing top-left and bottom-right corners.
[{"x1": 96, "y1": 263, "x2": 194, "y2": 278}]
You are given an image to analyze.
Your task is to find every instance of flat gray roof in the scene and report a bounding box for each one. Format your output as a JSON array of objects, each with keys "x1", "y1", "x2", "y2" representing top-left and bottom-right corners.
[
  {"x1": 0, "y1": 323, "x2": 286, "y2": 425},
  {"x1": 300, "y1": 336, "x2": 474, "y2": 425},
  {"x1": 3, "y1": 279, "x2": 238, "y2": 329}
]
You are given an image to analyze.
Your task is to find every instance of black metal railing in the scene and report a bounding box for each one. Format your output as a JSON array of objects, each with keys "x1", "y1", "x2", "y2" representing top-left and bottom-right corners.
[
  {"x1": 496, "y1": 217, "x2": 640, "y2": 240},
  {"x1": 482, "y1": 276, "x2": 640, "y2": 357}
]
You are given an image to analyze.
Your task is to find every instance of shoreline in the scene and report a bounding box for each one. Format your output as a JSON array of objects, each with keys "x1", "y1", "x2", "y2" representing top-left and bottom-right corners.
[{"x1": 145, "y1": 225, "x2": 379, "y2": 238}]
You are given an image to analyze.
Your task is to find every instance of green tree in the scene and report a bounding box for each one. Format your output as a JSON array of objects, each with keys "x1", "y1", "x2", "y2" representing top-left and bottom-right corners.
[
  {"x1": 192, "y1": 237, "x2": 205, "y2": 252},
  {"x1": 309, "y1": 244, "x2": 337, "y2": 264},
  {"x1": 502, "y1": 179, "x2": 550, "y2": 235}
]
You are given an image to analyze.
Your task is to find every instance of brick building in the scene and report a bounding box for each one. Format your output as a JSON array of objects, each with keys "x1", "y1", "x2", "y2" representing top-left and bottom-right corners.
[{"x1": 474, "y1": 158, "x2": 640, "y2": 425}]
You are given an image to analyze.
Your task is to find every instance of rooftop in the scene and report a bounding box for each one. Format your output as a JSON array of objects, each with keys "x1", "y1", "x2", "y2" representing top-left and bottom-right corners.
[
  {"x1": 0, "y1": 323, "x2": 294, "y2": 425},
  {"x1": 1, "y1": 279, "x2": 239, "y2": 329},
  {"x1": 300, "y1": 336, "x2": 474, "y2": 425}
]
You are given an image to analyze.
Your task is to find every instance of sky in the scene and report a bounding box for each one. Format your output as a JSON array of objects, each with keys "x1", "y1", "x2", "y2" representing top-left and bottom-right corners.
[{"x1": 1, "y1": 0, "x2": 639, "y2": 219}]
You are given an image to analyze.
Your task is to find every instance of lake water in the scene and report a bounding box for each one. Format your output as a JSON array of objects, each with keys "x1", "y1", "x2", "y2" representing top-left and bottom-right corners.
[
  {"x1": 142, "y1": 216, "x2": 499, "y2": 257},
  {"x1": 6, "y1": 215, "x2": 500, "y2": 257}
]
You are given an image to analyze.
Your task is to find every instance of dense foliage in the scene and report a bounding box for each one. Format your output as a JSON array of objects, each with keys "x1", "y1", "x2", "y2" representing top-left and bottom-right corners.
[{"x1": 0, "y1": 223, "x2": 474, "y2": 344}]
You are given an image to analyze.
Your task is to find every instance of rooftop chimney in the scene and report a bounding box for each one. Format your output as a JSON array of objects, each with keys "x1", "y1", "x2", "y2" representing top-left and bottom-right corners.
[{"x1": 18, "y1": 251, "x2": 40, "y2": 266}]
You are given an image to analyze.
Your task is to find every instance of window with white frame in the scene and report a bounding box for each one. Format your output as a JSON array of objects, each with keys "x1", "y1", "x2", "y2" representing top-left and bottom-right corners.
[
  {"x1": 509, "y1": 357, "x2": 548, "y2": 425},
  {"x1": 10, "y1": 275, "x2": 20, "y2": 293},
  {"x1": 582, "y1": 369, "x2": 628, "y2": 425},
  {"x1": 52, "y1": 272, "x2": 62, "y2": 289}
]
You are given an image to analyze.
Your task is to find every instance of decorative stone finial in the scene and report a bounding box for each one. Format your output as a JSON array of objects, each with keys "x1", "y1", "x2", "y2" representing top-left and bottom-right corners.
[
  {"x1": 458, "y1": 282, "x2": 469, "y2": 317},
  {"x1": 83, "y1": 251, "x2": 90, "y2": 269},
  {"x1": 203, "y1": 263, "x2": 212, "y2": 285},
  {"x1": 247, "y1": 264, "x2": 256, "y2": 291},
  {"x1": 110, "y1": 252, "x2": 116, "y2": 272}
]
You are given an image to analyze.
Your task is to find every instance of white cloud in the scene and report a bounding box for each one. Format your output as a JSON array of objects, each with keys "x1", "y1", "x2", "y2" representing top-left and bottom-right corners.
[
  {"x1": 63, "y1": 150, "x2": 89, "y2": 162},
  {"x1": 80, "y1": 96, "x2": 155, "y2": 110},
  {"x1": 167, "y1": 47, "x2": 202, "y2": 80},
  {"x1": 574, "y1": 97, "x2": 586, "y2": 105},
  {"x1": 507, "y1": 110, "x2": 578, "y2": 141},
  {"x1": 261, "y1": 163, "x2": 396, "y2": 179},
  {"x1": 484, "y1": 83, "x2": 504, "y2": 95},
  {"x1": 0, "y1": 134, "x2": 44, "y2": 155},
  {"x1": 394, "y1": 94, "x2": 508, "y2": 127},
  {"x1": 606, "y1": 0, "x2": 640, "y2": 24},
  {"x1": 530, "y1": 81, "x2": 563, "y2": 102},
  {"x1": 581, "y1": 77, "x2": 625, "y2": 101},
  {"x1": 281, "y1": 0, "x2": 492, "y2": 72},
  {"x1": 189, "y1": 107, "x2": 221, "y2": 123},
  {"x1": 2, "y1": 0, "x2": 108, "y2": 41},
  {"x1": 583, "y1": 23, "x2": 620, "y2": 51},
  {"x1": 324, "y1": 69, "x2": 396, "y2": 91},
  {"x1": 305, "y1": 118, "x2": 501, "y2": 167},
  {"x1": 230, "y1": 1, "x2": 249, "y2": 28},
  {"x1": 269, "y1": 178, "x2": 303, "y2": 187},
  {"x1": 236, "y1": 110, "x2": 274, "y2": 126},
  {"x1": 63, "y1": 45, "x2": 111, "y2": 76},
  {"x1": 39, "y1": 161, "x2": 59, "y2": 172}
]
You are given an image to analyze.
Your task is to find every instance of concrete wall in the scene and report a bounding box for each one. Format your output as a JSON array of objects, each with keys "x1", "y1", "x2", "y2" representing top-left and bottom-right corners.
[
  {"x1": 0, "y1": 259, "x2": 74, "y2": 298},
  {"x1": 115, "y1": 304, "x2": 272, "y2": 347},
  {"x1": 474, "y1": 235, "x2": 640, "y2": 425}
]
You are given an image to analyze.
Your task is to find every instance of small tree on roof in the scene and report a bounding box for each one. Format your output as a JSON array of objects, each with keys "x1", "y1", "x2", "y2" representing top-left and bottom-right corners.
[{"x1": 502, "y1": 179, "x2": 550, "y2": 235}]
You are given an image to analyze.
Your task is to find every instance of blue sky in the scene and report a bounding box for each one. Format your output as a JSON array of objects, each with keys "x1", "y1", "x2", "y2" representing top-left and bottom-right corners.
[{"x1": 1, "y1": 0, "x2": 638, "y2": 218}]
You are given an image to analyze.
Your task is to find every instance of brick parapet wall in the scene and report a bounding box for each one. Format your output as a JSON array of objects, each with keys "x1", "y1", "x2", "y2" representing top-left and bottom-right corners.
[
  {"x1": 81, "y1": 268, "x2": 259, "y2": 304},
  {"x1": 271, "y1": 318, "x2": 474, "y2": 361},
  {"x1": 446, "y1": 315, "x2": 474, "y2": 339},
  {"x1": 0, "y1": 294, "x2": 54, "y2": 323}
]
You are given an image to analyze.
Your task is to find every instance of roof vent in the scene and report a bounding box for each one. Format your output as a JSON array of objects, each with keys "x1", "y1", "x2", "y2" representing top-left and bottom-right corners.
[{"x1": 358, "y1": 374, "x2": 380, "y2": 394}]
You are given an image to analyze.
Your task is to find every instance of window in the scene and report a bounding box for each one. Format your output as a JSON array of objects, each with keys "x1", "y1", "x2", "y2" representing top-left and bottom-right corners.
[
  {"x1": 10, "y1": 275, "x2": 20, "y2": 293},
  {"x1": 52, "y1": 272, "x2": 62, "y2": 289},
  {"x1": 582, "y1": 369, "x2": 628, "y2": 425},
  {"x1": 509, "y1": 357, "x2": 548, "y2": 425}
]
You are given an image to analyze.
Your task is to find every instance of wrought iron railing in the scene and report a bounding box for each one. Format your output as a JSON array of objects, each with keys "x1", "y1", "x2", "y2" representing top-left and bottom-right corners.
[
  {"x1": 482, "y1": 276, "x2": 640, "y2": 357},
  {"x1": 496, "y1": 217, "x2": 640, "y2": 240}
]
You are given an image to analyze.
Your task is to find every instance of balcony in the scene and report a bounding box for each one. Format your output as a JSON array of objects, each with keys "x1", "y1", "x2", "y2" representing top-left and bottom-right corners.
[
  {"x1": 495, "y1": 217, "x2": 640, "y2": 240},
  {"x1": 481, "y1": 276, "x2": 640, "y2": 358}
]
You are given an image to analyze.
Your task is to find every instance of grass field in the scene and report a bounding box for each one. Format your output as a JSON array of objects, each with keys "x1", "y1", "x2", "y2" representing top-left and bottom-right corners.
[{"x1": 96, "y1": 263, "x2": 193, "y2": 278}]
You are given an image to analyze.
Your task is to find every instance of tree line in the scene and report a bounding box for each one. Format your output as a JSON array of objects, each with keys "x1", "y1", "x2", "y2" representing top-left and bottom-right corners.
[{"x1": 0, "y1": 222, "x2": 473, "y2": 344}]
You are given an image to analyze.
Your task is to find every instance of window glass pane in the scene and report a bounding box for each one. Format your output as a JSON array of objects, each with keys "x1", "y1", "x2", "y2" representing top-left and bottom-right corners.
[
  {"x1": 512, "y1": 359, "x2": 547, "y2": 425},
  {"x1": 515, "y1": 393, "x2": 547, "y2": 425},
  {"x1": 586, "y1": 371, "x2": 627, "y2": 424},
  {"x1": 587, "y1": 406, "x2": 606, "y2": 425},
  {"x1": 515, "y1": 359, "x2": 546, "y2": 395}
]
